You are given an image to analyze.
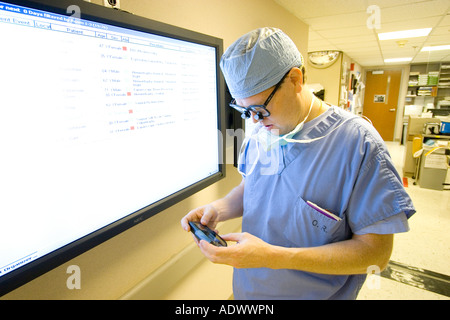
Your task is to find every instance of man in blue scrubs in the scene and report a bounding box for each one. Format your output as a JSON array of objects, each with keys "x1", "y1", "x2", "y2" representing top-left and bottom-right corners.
[{"x1": 181, "y1": 27, "x2": 415, "y2": 299}]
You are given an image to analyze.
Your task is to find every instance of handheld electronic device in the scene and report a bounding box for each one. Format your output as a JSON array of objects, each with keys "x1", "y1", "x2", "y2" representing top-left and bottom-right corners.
[{"x1": 189, "y1": 221, "x2": 227, "y2": 247}]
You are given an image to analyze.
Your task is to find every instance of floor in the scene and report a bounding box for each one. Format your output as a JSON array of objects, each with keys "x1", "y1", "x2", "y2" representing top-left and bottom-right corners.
[{"x1": 165, "y1": 141, "x2": 450, "y2": 300}]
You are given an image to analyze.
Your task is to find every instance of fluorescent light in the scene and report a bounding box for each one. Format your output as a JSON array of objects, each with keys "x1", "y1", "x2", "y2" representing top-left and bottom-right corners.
[
  {"x1": 378, "y1": 28, "x2": 432, "y2": 40},
  {"x1": 421, "y1": 45, "x2": 450, "y2": 51},
  {"x1": 384, "y1": 57, "x2": 413, "y2": 63}
]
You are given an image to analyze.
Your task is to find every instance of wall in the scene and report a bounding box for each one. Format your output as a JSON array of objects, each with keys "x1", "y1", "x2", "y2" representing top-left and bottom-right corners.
[
  {"x1": 2, "y1": 0, "x2": 309, "y2": 299},
  {"x1": 307, "y1": 53, "x2": 342, "y2": 105},
  {"x1": 307, "y1": 52, "x2": 362, "y2": 108}
]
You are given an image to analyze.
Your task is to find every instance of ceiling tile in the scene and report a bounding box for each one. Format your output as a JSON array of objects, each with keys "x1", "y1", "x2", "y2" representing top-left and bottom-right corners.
[
  {"x1": 431, "y1": 26, "x2": 450, "y2": 36},
  {"x1": 379, "y1": 1, "x2": 450, "y2": 23},
  {"x1": 438, "y1": 14, "x2": 450, "y2": 27},
  {"x1": 426, "y1": 34, "x2": 450, "y2": 46},
  {"x1": 376, "y1": 17, "x2": 441, "y2": 33},
  {"x1": 414, "y1": 50, "x2": 450, "y2": 61},
  {"x1": 308, "y1": 44, "x2": 340, "y2": 51},
  {"x1": 275, "y1": 0, "x2": 366, "y2": 19},
  {"x1": 303, "y1": 12, "x2": 368, "y2": 30},
  {"x1": 329, "y1": 34, "x2": 379, "y2": 45},
  {"x1": 341, "y1": 44, "x2": 380, "y2": 52},
  {"x1": 315, "y1": 26, "x2": 374, "y2": 39},
  {"x1": 368, "y1": 0, "x2": 428, "y2": 9},
  {"x1": 358, "y1": 58, "x2": 386, "y2": 67},
  {"x1": 349, "y1": 53, "x2": 382, "y2": 59}
]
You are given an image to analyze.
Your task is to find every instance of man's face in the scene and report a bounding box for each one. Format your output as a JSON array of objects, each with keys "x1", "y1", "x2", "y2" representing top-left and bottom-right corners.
[{"x1": 235, "y1": 71, "x2": 304, "y2": 136}]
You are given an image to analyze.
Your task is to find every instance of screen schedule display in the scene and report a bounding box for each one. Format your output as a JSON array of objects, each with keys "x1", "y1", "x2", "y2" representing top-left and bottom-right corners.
[{"x1": 0, "y1": 2, "x2": 220, "y2": 278}]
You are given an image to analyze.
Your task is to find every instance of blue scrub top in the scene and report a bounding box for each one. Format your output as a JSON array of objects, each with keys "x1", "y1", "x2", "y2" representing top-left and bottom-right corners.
[{"x1": 235, "y1": 107, "x2": 415, "y2": 300}]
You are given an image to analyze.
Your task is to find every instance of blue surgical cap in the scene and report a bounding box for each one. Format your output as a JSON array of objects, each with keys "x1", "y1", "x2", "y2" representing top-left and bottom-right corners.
[{"x1": 220, "y1": 27, "x2": 303, "y2": 99}]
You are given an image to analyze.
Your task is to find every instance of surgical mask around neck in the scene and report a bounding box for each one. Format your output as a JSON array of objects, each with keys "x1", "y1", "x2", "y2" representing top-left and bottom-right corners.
[
  {"x1": 253, "y1": 96, "x2": 316, "y2": 152},
  {"x1": 238, "y1": 102, "x2": 354, "y2": 178}
]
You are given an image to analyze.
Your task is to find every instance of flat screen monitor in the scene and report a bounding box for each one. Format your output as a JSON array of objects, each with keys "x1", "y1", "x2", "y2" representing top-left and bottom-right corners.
[{"x1": 0, "y1": 0, "x2": 225, "y2": 296}]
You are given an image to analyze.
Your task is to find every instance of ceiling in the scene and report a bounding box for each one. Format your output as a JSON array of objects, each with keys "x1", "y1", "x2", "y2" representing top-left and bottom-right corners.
[{"x1": 275, "y1": 0, "x2": 450, "y2": 66}]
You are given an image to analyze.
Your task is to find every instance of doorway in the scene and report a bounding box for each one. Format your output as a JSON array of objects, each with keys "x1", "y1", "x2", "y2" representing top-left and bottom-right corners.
[{"x1": 363, "y1": 69, "x2": 402, "y2": 141}]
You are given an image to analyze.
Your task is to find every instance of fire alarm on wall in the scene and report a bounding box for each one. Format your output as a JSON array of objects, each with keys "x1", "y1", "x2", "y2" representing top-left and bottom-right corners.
[{"x1": 104, "y1": 0, "x2": 120, "y2": 9}]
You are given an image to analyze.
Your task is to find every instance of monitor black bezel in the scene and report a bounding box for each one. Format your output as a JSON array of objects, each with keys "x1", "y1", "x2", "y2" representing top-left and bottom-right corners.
[{"x1": 0, "y1": 0, "x2": 226, "y2": 296}]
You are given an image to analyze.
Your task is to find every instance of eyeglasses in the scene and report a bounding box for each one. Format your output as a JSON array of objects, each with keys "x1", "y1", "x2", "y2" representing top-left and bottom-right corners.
[{"x1": 229, "y1": 71, "x2": 288, "y2": 120}]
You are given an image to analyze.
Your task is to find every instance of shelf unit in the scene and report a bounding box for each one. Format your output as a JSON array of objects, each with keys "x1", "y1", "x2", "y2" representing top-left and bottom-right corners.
[
  {"x1": 439, "y1": 63, "x2": 450, "y2": 108},
  {"x1": 406, "y1": 62, "x2": 450, "y2": 111}
]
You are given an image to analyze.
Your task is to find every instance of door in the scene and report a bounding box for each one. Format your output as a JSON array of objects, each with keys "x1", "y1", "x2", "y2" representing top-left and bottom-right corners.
[{"x1": 363, "y1": 69, "x2": 402, "y2": 141}]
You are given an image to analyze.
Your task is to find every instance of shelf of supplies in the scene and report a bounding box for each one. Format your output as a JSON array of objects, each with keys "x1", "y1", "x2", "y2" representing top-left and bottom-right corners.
[{"x1": 406, "y1": 62, "x2": 450, "y2": 108}]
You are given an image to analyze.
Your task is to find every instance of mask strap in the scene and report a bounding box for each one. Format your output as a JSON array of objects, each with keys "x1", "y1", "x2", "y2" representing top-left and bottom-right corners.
[
  {"x1": 304, "y1": 96, "x2": 316, "y2": 125},
  {"x1": 278, "y1": 96, "x2": 315, "y2": 143}
]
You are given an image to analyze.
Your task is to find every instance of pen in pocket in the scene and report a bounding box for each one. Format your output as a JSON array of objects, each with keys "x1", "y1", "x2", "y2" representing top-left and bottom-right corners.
[{"x1": 306, "y1": 201, "x2": 342, "y2": 221}]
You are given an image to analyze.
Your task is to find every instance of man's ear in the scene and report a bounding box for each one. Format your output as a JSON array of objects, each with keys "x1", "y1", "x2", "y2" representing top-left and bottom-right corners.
[{"x1": 287, "y1": 67, "x2": 303, "y2": 93}]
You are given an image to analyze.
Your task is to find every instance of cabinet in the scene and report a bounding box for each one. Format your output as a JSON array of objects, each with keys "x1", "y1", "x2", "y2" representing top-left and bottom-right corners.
[
  {"x1": 418, "y1": 134, "x2": 450, "y2": 191},
  {"x1": 403, "y1": 116, "x2": 441, "y2": 176}
]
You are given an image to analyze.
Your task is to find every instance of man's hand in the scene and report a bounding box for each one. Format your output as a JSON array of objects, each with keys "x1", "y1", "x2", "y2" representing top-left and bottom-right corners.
[
  {"x1": 180, "y1": 204, "x2": 220, "y2": 233},
  {"x1": 198, "y1": 232, "x2": 274, "y2": 269}
]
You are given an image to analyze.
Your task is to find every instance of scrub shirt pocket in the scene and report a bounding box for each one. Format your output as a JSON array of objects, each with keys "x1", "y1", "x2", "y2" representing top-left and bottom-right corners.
[{"x1": 288, "y1": 196, "x2": 350, "y2": 247}]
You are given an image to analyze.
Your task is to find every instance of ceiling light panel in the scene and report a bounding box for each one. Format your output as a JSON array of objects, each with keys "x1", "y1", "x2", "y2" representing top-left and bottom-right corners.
[
  {"x1": 384, "y1": 57, "x2": 413, "y2": 63},
  {"x1": 421, "y1": 45, "x2": 450, "y2": 51},
  {"x1": 378, "y1": 28, "x2": 432, "y2": 40}
]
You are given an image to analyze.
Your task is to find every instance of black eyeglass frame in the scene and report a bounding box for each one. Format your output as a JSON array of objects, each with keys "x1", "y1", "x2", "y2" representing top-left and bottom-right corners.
[{"x1": 229, "y1": 70, "x2": 290, "y2": 120}]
